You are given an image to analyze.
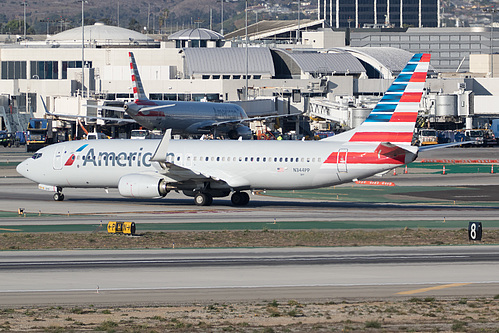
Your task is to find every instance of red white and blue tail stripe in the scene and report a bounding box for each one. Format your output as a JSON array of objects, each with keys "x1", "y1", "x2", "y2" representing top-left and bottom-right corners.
[
  {"x1": 129, "y1": 52, "x2": 148, "y2": 102},
  {"x1": 327, "y1": 53, "x2": 430, "y2": 145}
]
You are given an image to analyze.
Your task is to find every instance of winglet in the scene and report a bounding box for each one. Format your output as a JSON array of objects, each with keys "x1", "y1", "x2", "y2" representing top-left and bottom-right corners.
[
  {"x1": 150, "y1": 129, "x2": 172, "y2": 162},
  {"x1": 129, "y1": 52, "x2": 148, "y2": 102}
]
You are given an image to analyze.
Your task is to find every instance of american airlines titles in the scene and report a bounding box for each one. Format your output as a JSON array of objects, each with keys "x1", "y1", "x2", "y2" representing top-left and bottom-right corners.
[{"x1": 81, "y1": 147, "x2": 153, "y2": 168}]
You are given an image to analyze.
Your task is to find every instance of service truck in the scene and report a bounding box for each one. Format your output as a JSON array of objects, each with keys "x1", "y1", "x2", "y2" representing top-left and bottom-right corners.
[{"x1": 26, "y1": 118, "x2": 53, "y2": 152}]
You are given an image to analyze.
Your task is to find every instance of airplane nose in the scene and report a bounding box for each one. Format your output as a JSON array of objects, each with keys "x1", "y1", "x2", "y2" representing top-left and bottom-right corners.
[{"x1": 16, "y1": 159, "x2": 29, "y2": 178}]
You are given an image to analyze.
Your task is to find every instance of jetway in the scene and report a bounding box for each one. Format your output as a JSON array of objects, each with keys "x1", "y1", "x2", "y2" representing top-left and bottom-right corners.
[{"x1": 308, "y1": 97, "x2": 373, "y2": 129}]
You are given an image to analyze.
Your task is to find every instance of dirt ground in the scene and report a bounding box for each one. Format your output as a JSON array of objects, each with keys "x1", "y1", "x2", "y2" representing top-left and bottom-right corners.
[
  {"x1": 2, "y1": 297, "x2": 499, "y2": 332},
  {"x1": 0, "y1": 228, "x2": 493, "y2": 251}
]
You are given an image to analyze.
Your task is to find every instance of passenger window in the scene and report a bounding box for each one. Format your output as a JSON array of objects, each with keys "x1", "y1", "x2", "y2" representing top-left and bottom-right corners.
[
  {"x1": 290, "y1": 158, "x2": 293, "y2": 162},
  {"x1": 256, "y1": 157, "x2": 260, "y2": 162},
  {"x1": 263, "y1": 157, "x2": 266, "y2": 162},
  {"x1": 245, "y1": 157, "x2": 248, "y2": 162},
  {"x1": 217, "y1": 157, "x2": 220, "y2": 161},
  {"x1": 274, "y1": 157, "x2": 277, "y2": 162},
  {"x1": 279, "y1": 157, "x2": 283, "y2": 162},
  {"x1": 285, "y1": 157, "x2": 288, "y2": 162},
  {"x1": 312, "y1": 158, "x2": 315, "y2": 162}
]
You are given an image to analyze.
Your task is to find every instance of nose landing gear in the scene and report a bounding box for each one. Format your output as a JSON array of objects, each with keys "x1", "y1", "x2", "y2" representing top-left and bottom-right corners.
[{"x1": 53, "y1": 187, "x2": 64, "y2": 201}]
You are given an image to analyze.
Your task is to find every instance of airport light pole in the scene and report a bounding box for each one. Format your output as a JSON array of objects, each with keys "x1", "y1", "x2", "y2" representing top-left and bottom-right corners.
[
  {"x1": 81, "y1": 0, "x2": 87, "y2": 98},
  {"x1": 245, "y1": 0, "x2": 248, "y2": 101},
  {"x1": 21, "y1": 0, "x2": 27, "y2": 44},
  {"x1": 220, "y1": 0, "x2": 224, "y2": 35},
  {"x1": 483, "y1": 8, "x2": 499, "y2": 77}
]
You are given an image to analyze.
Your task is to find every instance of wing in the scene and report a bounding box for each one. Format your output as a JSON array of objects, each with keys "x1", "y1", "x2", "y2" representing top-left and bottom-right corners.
[
  {"x1": 211, "y1": 112, "x2": 302, "y2": 127},
  {"x1": 151, "y1": 130, "x2": 249, "y2": 188}
]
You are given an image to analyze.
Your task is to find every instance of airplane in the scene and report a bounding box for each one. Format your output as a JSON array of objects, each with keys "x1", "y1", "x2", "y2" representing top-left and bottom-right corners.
[
  {"x1": 18, "y1": 53, "x2": 436, "y2": 207},
  {"x1": 87, "y1": 52, "x2": 253, "y2": 139}
]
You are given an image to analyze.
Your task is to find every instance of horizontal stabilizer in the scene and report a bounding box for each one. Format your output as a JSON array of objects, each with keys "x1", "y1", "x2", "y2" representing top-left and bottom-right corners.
[{"x1": 375, "y1": 142, "x2": 418, "y2": 157}]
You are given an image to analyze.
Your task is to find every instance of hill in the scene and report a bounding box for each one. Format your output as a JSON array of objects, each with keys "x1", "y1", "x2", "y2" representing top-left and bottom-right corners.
[{"x1": 0, "y1": 0, "x2": 304, "y2": 36}]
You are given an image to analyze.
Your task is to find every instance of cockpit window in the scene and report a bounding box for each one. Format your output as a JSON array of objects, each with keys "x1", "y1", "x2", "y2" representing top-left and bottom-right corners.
[{"x1": 31, "y1": 153, "x2": 42, "y2": 159}]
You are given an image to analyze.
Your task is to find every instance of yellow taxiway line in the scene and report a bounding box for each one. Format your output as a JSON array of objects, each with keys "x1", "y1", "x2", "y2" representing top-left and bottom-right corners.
[{"x1": 396, "y1": 283, "x2": 472, "y2": 295}]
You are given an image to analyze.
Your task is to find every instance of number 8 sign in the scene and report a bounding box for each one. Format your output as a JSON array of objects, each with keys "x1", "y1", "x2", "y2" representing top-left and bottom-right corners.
[{"x1": 468, "y1": 222, "x2": 482, "y2": 241}]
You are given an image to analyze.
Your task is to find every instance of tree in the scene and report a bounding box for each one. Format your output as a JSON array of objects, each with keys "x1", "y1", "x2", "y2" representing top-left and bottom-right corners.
[
  {"x1": 3, "y1": 19, "x2": 34, "y2": 35},
  {"x1": 128, "y1": 18, "x2": 142, "y2": 32}
]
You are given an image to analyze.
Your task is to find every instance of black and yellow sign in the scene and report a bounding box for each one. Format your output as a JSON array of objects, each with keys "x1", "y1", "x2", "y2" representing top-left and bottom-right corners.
[{"x1": 107, "y1": 221, "x2": 136, "y2": 235}]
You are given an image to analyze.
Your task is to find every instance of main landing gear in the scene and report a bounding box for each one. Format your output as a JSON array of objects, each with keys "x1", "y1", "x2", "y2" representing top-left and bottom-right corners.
[
  {"x1": 231, "y1": 191, "x2": 250, "y2": 206},
  {"x1": 193, "y1": 191, "x2": 250, "y2": 206},
  {"x1": 53, "y1": 187, "x2": 64, "y2": 201}
]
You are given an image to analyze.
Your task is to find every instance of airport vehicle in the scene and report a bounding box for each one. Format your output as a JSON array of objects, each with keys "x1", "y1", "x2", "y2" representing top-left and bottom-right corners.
[
  {"x1": 17, "y1": 53, "x2": 433, "y2": 206},
  {"x1": 130, "y1": 129, "x2": 148, "y2": 139},
  {"x1": 86, "y1": 132, "x2": 109, "y2": 140},
  {"x1": 416, "y1": 129, "x2": 438, "y2": 146},
  {"x1": 0, "y1": 131, "x2": 13, "y2": 147},
  {"x1": 25, "y1": 118, "x2": 54, "y2": 152},
  {"x1": 465, "y1": 129, "x2": 485, "y2": 146}
]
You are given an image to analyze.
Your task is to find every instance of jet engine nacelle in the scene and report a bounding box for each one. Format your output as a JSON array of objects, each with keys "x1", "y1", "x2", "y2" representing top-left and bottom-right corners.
[
  {"x1": 228, "y1": 125, "x2": 252, "y2": 140},
  {"x1": 118, "y1": 174, "x2": 169, "y2": 198}
]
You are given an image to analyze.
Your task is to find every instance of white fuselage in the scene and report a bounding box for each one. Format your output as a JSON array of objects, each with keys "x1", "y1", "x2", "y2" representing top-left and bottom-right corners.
[{"x1": 17, "y1": 138, "x2": 414, "y2": 192}]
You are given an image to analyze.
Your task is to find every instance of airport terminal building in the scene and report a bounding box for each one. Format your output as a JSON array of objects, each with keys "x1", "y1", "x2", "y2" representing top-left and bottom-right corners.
[{"x1": 1, "y1": 22, "x2": 499, "y2": 137}]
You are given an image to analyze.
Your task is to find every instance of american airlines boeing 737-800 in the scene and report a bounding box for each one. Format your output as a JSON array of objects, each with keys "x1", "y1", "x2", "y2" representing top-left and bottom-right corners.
[{"x1": 18, "y1": 53, "x2": 431, "y2": 206}]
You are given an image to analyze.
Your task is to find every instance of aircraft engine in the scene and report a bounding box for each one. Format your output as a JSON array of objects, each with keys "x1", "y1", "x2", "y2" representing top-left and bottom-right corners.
[
  {"x1": 228, "y1": 125, "x2": 252, "y2": 140},
  {"x1": 118, "y1": 174, "x2": 170, "y2": 198}
]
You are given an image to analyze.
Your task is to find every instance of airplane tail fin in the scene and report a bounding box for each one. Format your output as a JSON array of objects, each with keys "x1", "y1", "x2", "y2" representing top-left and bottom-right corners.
[
  {"x1": 324, "y1": 53, "x2": 431, "y2": 145},
  {"x1": 129, "y1": 52, "x2": 148, "y2": 102}
]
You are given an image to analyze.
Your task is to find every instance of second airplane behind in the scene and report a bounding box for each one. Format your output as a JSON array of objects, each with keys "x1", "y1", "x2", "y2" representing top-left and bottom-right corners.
[{"x1": 100, "y1": 52, "x2": 253, "y2": 139}]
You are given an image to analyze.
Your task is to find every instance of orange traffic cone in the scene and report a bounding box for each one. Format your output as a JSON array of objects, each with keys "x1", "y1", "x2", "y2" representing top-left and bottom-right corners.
[
  {"x1": 492, "y1": 165, "x2": 495, "y2": 174},
  {"x1": 442, "y1": 165, "x2": 446, "y2": 175},
  {"x1": 404, "y1": 165, "x2": 408, "y2": 174},
  {"x1": 393, "y1": 169, "x2": 397, "y2": 176}
]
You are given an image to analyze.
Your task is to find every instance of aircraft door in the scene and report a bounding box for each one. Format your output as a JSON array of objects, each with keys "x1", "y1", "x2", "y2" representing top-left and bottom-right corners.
[
  {"x1": 53, "y1": 146, "x2": 66, "y2": 170},
  {"x1": 337, "y1": 148, "x2": 348, "y2": 173}
]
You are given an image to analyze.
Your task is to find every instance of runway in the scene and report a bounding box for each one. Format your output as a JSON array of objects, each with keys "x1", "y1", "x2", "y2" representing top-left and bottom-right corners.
[{"x1": 2, "y1": 246, "x2": 499, "y2": 306}]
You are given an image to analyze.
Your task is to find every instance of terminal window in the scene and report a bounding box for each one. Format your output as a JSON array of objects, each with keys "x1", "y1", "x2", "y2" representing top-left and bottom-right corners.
[
  {"x1": 30, "y1": 61, "x2": 58, "y2": 80},
  {"x1": 1, "y1": 61, "x2": 27, "y2": 79}
]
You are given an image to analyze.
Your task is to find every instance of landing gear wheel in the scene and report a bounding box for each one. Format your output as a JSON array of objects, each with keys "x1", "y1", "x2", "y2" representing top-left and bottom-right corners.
[
  {"x1": 194, "y1": 192, "x2": 213, "y2": 206},
  {"x1": 231, "y1": 191, "x2": 250, "y2": 206},
  {"x1": 53, "y1": 192, "x2": 65, "y2": 201}
]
